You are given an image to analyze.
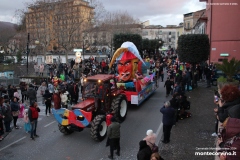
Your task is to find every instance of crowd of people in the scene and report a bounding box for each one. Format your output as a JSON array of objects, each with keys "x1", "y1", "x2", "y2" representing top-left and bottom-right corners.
[{"x1": 0, "y1": 52, "x2": 239, "y2": 159}]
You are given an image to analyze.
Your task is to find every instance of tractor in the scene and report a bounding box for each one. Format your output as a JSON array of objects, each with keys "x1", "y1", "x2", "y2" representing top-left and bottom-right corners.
[{"x1": 53, "y1": 74, "x2": 128, "y2": 141}]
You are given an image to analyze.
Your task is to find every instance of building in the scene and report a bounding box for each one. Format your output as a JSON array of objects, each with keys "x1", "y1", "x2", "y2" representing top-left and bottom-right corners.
[
  {"x1": 183, "y1": 9, "x2": 205, "y2": 34},
  {"x1": 25, "y1": 0, "x2": 94, "y2": 63},
  {"x1": 142, "y1": 24, "x2": 184, "y2": 49},
  {"x1": 192, "y1": 10, "x2": 207, "y2": 34},
  {"x1": 200, "y1": 0, "x2": 240, "y2": 63}
]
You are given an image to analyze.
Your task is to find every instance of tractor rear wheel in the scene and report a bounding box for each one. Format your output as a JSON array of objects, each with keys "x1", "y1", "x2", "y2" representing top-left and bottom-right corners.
[
  {"x1": 90, "y1": 115, "x2": 107, "y2": 141},
  {"x1": 58, "y1": 124, "x2": 74, "y2": 135},
  {"x1": 111, "y1": 94, "x2": 128, "y2": 122}
]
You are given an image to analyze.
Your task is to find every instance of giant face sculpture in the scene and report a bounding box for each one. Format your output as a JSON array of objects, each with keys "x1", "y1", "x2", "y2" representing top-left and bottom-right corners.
[
  {"x1": 109, "y1": 42, "x2": 145, "y2": 82},
  {"x1": 118, "y1": 58, "x2": 138, "y2": 82}
]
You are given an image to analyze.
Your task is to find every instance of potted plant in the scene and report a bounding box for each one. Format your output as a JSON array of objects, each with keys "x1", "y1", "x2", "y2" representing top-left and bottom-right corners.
[{"x1": 215, "y1": 58, "x2": 240, "y2": 90}]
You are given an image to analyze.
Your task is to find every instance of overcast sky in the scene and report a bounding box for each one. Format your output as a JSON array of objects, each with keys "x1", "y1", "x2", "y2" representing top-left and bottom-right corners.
[{"x1": 0, "y1": 0, "x2": 206, "y2": 26}]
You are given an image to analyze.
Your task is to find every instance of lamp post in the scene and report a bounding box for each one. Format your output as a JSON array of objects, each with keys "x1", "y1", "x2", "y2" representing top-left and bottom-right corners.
[{"x1": 27, "y1": 33, "x2": 30, "y2": 74}]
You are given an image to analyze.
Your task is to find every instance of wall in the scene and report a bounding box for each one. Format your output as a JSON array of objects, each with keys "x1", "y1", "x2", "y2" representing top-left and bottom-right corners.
[{"x1": 204, "y1": 0, "x2": 240, "y2": 63}]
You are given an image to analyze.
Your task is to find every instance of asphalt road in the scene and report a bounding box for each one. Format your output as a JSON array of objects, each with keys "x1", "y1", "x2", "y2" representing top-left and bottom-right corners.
[{"x1": 0, "y1": 79, "x2": 168, "y2": 160}]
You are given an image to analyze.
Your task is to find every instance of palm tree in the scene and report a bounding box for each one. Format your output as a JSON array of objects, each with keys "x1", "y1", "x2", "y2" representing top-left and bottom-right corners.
[{"x1": 215, "y1": 58, "x2": 240, "y2": 82}]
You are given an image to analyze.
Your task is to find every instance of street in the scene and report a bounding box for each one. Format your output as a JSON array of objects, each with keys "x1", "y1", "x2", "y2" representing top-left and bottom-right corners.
[{"x1": 0, "y1": 79, "x2": 166, "y2": 160}]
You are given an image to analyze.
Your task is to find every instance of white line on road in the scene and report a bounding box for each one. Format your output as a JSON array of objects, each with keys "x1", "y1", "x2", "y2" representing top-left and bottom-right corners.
[
  {"x1": 44, "y1": 121, "x2": 56, "y2": 127},
  {"x1": 0, "y1": 136, "x2": 26, "y2": 152},
  {"x1": 156, "y1": 122, "x2": 163, "y2": 137}
]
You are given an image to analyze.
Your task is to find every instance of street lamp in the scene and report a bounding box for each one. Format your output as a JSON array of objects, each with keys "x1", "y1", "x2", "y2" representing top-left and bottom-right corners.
[
  {"x1": 26, "y1": 33, "x2": 39, "y2": 75},
  {"x1": 26, "y1": 33, "x2": 30, "y2": 74}
]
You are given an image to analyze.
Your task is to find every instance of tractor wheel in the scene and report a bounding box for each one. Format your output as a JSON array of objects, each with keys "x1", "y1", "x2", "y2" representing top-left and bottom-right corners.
[
  {"x1": 111, "y1": 94, "x2": 128, "y2": 122},
  {"x1": 90, "y1": 115, "x2": 107, "y2": 141},
  {"x1": 58, "y1": 124, "x2": 74, "y2": 135}
]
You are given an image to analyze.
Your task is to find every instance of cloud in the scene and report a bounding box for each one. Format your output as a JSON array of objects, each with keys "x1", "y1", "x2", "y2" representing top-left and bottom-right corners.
[{"x1": 0, "y1": 0, "x2": 206, "y2": 26}]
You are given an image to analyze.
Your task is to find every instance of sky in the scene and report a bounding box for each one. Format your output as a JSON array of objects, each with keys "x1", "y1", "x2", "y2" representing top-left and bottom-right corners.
[{"x1": 0, "y1": 0, "x2": 206, "y2": 27}]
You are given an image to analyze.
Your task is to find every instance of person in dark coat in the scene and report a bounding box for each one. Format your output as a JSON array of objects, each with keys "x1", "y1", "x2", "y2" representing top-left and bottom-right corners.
[
  {"x1": 107, "y1": 117, "x2": 120, "y2": 159},
  {"x1": 7, "y1": 85, "x2": 14, "y2": 100},
  {"x1": 2, "y1": 96, "x2": 12, "y2": 132},
  {"x1": 43, "y1": 90, "x2": 52, "y2": 116},
  {"x1": 170, "y1": 93, "x2": 179, "y2": 125},
  {"x1": 164, "y1": 77, "x2": 174, "y2": 97},
  {"x1": 52, "y1": 90, "x2": 61, "y2": 109},
  {"x1": 10, "y1": 97, "x2": 20, "y2": 129},
  {"x1": 137, "y1": 140, "x2": 152, "y2": 160},
  {"x1": 160, "y1": 101, "x2": 175, "y2": 144},
  {"x1": 27, "y1": 84, "x2": 37, "y2": 105}
]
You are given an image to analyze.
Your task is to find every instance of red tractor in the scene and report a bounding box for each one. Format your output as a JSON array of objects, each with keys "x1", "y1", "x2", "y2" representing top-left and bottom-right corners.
[{"x1": 53, "y1": 74, "x2": 128, "y2": 141}]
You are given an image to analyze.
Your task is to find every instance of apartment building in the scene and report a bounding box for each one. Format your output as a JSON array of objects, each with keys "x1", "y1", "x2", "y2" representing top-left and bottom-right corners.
[
  {"x1": 25, "y1": 0, "x2": 94, "y2": 63},
  {"x1": 183, "y1": 9, "x2": 205, "y2": 34},
  {"x1": 142, "y1": 25, "x2": 184, "y2": 49},
  {"x1": 200, "y1": 0, "x2": 240, "y2": 63}
]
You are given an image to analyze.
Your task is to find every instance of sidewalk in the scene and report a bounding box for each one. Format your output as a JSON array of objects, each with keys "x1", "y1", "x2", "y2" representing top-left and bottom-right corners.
[{"x1": 159, "y1": 82, "x2": 217, "y2": 160}]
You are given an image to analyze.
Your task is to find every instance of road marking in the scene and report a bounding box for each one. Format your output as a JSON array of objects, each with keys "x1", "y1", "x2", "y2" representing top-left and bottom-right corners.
[
  {"x1": 156, "y1": 122, "x2": 163, "y2": 138},
  {"x1": 0, "y1": 136, "x2": 26, "y2": 152},
  {"x1": 44, "y1": 121, "x2": 56, "y2": 127}
]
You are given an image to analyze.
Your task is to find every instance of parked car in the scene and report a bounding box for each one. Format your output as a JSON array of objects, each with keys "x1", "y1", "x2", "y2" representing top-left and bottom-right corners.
[
  {"x1": 211, "y1": 70, "x2": 226, "y2": 86},
  {"x1": 211, "y1": 69, "x2": 240, "y2": 86}
]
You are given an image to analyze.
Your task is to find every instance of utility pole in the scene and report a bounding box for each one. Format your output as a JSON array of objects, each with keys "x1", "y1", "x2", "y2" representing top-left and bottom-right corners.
[{"x1": 27, "y1": 33, "x2": 30, "y2": 75}]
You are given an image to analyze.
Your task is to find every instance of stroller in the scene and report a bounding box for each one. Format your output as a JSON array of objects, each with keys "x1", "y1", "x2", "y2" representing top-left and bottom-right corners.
[{"x1": 178, "y1": 95, "x2": 192, "y2": 120}]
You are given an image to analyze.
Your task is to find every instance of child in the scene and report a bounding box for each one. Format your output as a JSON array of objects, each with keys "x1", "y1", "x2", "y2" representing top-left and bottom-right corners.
[
  {"x1": 19, "y1": 101, "x2": 25, "y2": 118},
  {"x1": 23, "y1": 109, "x2": 31, "y2": 133}
]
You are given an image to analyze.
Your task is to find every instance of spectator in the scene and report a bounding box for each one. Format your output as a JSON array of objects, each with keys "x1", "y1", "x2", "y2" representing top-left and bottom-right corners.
[
  {"x1": 160, "y1": 101, "x2": 175, "y2": 144},
  {"x1": 27, "y1": 84, "x2": 37, "y2": 105},
  {"x1": 28, "y1": 101, "x2": 40, "y2": 140},
  {"x1": 137, "y1": 140, "x2": 152, "y2": 160},
  {"x1": 217, "y1": 85, "x2": 240, "y2": 123},
  {"x1": 7, "y1": 85, "x2": 14, "y2": 100},
  {"x1": 13, "y1": 88, "x2": 20, "y2": 101},
  {"x1": 34, "y1": 63, "x2": 39, "y2": 76},
  {"x1": 39, "y1": 82, "x2": 47, "y2": 104},
  {"x1": 10, "y1": 97, "x2": 20, "y2": 129},
  {"x1": 217, "y1": 118, "x2": 240, "y2": 160},
  {"x1": 43, "y1": 90, "x2": 52, "y2": 116},
  {"x1": 52, "y1": 90, "x2": 61, "y2": 109},
  {"x1": 107, "y1": 117, "x2": 120, "y2": 159},
  {"x1": 2, "y1": 96, "x2": 12, "y2": 132},
  {"x1": 20, "y1": 83, "x2": 27, "y2": 103},
  {"x1": 143, "y1": 129, "x2": 157, "y2": 151},
  {"x1": 164, "y1": 77, "x2": 174, "y2": 97},
  {"x1": 39, "y1": 64, "x2": 44, "y2": 77},
  {"x1": 0, "y1": 97, "x2": 5, "y2": 140}
]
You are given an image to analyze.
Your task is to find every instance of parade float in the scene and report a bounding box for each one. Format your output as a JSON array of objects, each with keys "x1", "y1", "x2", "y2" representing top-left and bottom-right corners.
[{"x1": 52, "y1": 42, "x2": 158, "y2": 141}]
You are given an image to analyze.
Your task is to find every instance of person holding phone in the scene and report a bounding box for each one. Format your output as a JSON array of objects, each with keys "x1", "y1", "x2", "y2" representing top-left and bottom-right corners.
[{"x1": 217, "y1": 85, "x2": 240, "y2": 123}]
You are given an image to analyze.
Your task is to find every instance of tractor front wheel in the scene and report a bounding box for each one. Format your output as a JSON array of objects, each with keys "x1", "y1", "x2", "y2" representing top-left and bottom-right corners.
[
  {"x1": 90, "y1": 115, "x2": 107, "y2": 141},
  {"x1": 111, "y1": 94, "x2": 128, "y2": 122},
  {"x1": 58, "y1": 124, "x2": 74, "y2": 135}
]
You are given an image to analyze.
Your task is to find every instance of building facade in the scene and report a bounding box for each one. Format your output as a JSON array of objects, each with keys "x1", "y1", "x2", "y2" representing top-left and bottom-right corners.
[
  {"x1": 183, "y1": 9, "x2": 205, "y2": 34},
  {"x1": 200, "y1": 0, "x2": 240, "y2": 63},
  {"x1": 25, "y1": 0, "x2": 94, "y2": 63},
  {"x1": 142, "y1": 25, "x2": 184, "y2": 49}
]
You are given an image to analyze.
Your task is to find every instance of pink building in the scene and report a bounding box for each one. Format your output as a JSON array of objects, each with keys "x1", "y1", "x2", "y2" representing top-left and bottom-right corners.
[{"x1": 200, "y1": 0, "x2": 240, "y2": 63}]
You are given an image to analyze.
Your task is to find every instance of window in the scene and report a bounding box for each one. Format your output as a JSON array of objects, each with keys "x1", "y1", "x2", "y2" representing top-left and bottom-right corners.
[
  {"x1": 177, "y1": 32, "x2": 179, "y2": 37},
  {"x1": 169, "y1": 39, "x2": 171, "y2": 42},
  {"x1": 169, "y1": 32, "x2": 171, "y2": 35},
  {"x1": 187, "y1": 23, "x2": 190, "y2": 29}
]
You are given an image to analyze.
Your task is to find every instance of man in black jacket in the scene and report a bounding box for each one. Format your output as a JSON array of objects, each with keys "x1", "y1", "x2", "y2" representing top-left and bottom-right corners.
[
  {"x1": 160, "y1": 101, "x2": 175, "y2": 144},
  {"x1": 27, "y1": 84, "x2": 37, "y2": 105}
]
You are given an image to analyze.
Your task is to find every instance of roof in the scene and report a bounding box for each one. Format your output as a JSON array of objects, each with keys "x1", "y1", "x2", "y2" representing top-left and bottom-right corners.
[{"x1": 86, "y1": 74, "x2": 114, "y2": 82}]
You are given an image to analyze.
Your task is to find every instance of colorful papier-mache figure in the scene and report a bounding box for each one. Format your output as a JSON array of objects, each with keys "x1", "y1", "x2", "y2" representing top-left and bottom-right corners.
[{"x1": 109, "y1": 42, "x2": 153, "y2": 91}]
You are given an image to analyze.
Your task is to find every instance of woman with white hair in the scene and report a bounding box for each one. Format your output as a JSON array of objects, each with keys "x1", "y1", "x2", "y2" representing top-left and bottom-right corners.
[{"x1": 160, "y1": 101, "x2": 175, "y2": 144}]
